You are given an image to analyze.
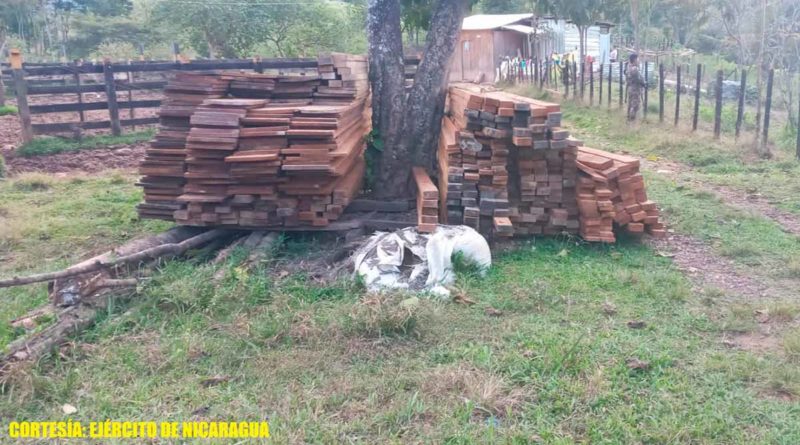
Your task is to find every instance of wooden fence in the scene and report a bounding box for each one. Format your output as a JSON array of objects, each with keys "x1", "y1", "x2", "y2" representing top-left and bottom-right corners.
[
  {"x1": 501, "y1": 59, "x2": 800, "y2": 158},
  {"x1": 4, "y1": 53, "x2": 421, "y2": 143}
]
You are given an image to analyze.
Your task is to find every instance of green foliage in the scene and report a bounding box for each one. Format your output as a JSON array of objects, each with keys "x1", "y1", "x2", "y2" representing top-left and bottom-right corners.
[
  {"x1": 16, "y1": 130, "x2": 154, "y2": 157},
  {"x1": 0, "y1": 154, "x2": 6, "y2": 179},
  {"x1": 0, "y1": 105, "x2": 18, "y2": 116},
  {"x1": 151, "y1": 0, "x2": 367, "y2": 59}
]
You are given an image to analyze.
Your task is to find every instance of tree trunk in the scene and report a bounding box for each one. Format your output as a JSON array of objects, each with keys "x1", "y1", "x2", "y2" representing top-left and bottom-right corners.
[
  {"x1": 368, "y1": 0, "x2": 407, "y2": 198},
  {"x1": 401, "y1": 0, "x2": 468, "y2": 172}
]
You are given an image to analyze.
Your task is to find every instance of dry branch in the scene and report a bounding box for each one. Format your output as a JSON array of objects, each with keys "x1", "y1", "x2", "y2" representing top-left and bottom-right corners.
[{"x1": 0, "y1": 228, "x2": 230, "y2": 289}]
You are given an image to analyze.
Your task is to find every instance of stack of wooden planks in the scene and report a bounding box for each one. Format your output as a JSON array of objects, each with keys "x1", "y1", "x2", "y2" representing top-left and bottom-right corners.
[
  {"x1": 576, "y1": 147, "x2": 666, "y2": 242},
  {"x1": 413, "y1": 167, "x2": 439, "y2": 232},
  {"x1": 443, "y1": 84, "x2": 579, "y2": 238},
  {"x1": 138, "y1": 54, "x2": 370, "y2": 229},
  {"x1": 137, "y1": 72, "x2": 228, "y2": 220},
  {"x1": 315, "y1": 53, "x2": 370, "y2": 105}
]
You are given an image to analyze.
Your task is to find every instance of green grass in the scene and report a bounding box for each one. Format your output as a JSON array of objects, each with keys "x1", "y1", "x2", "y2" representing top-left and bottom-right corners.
[
  {"x1": 0, "y1": 105, "x2": 18, "y2": 116},
  {"x1": 1, "y1": 171, "x2": 800, "y2": 443},
  {"x1": 0, "y1": 172, "x2": 170, "y2": 348},
  {"x1": 15, "y1": 130, "x2": 155, "y2": 157}
]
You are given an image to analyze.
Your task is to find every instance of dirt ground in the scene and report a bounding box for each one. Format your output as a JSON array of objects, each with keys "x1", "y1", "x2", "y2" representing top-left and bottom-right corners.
[
  {"x1": 4, "y1": 142, "x2": 146, "y2": 174},
  {"x1": 0, "y1": 91, "x2": 161, "y2": 153}
]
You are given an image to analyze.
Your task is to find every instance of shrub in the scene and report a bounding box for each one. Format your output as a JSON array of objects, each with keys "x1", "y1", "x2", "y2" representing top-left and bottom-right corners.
[{"x1": 0, "y1": 105, "x2": 18, "y2": 116}]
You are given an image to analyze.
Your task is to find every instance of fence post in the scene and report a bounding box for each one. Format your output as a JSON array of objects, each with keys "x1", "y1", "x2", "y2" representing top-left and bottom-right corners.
[
  {"x1": 796, "y1": 88, "x2": 800, "y2": 159},
  {"x1": 735, "y1": 70, "x2": 747, "y2": 139},
  {"x1": 589, "y1": 62, "x2": 594, "y2": 106},
  {"x1": 618, "y1": 61, "x2": 623, "y2": 107},
  {"x1": 73, "y1": 68, "x2": 85, "y2": 123},
  {"x1": 714, "y1": 69, "x2": 723, "y2": 139},
  {"x1": 580, "y1": 61, "x2": 585, "y2": 101},
  {"x1": 573, "y1": 61, "x2": 578, "y2": 99},
  {"x1": 643, "y1": 61, "x2": 649, "y2": 118},
  {"x1": 659, "y1": 63, "x2": 665, "y2": 123},
  {"x1": 692, "y1": 64, "x2": 701, "y2": 131},
  {"x1": 563, "y1": 62, "x2": 569, "y2": 98},
  {"x1": 674, "y1": 65, "x2": 681, "y2": 126},
  {"x1": 103, "y1": 59, "x2": 122, "y2": 136},
  {"x1": 598, "y1": 63, "x2": 603, "y2": 106},
  {"x1": 607, "y1": 63, "x2": 612, "y2": 108},
  {"x1": 10, "y1": 49, "x2": 33, "y2": 143},
  {"x1": 762, "y1": 68, "x2": 774, "y2": 147}
]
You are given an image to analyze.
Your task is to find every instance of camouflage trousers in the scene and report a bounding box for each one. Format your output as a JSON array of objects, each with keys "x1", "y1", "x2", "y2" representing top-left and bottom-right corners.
[{"x1": 627, "y1": 88, "x2": 642, "y2": 121}]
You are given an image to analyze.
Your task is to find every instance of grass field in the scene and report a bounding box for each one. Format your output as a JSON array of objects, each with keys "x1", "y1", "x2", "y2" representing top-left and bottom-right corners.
[
  {"x1": 2, "y1": 101, "x2": 800, "y2": 442},
  {"x1": 15, "y1": 131, "x2": 155, "y2": 157}
]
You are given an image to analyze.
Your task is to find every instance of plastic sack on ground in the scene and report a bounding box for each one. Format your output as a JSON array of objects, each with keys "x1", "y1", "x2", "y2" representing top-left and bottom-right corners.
[{"x1": 352, "y1": 225, "x2": 491, "y2": 297}]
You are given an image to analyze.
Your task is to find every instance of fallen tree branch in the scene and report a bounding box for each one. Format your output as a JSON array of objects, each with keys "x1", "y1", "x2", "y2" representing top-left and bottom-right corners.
[{"x1": 0, "y1": 229, "x2": 231, "y2": 289}]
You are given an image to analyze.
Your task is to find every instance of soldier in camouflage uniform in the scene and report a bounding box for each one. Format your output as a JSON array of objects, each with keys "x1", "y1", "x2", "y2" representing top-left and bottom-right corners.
[{"x1": 626, "y1": 53, "x2": 646, "y2": 122}]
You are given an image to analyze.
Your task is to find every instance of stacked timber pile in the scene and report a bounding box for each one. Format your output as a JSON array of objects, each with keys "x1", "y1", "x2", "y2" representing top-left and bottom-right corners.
[
  {"x1": 413, "y1": 167, "x2": 439, "y2": 232},
  {"x1": 442, "y1": 84, "x2": 579, "y2": 238},
  {"x1": 576, "y1": 147, "x2": 666, "y2": 242},
  {"x1": 138, "y1": 53, "x2": 370, "y2": 229},
  {"x1": 137, "y1": 73, "x2": 228, "y2": 220},
  {"x1": 316, "y1": 53, "x2": 369, "y2": 104}
]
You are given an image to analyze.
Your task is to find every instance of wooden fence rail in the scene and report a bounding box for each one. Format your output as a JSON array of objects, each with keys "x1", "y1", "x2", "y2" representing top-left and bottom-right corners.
[{"x1": 7, "y1": 54, "x2": 421, "y2": 142}]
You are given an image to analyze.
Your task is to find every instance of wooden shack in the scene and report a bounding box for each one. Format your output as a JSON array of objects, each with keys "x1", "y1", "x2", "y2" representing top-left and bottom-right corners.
[{"x1": 449, "y1": 14, "x2": 613, "y2": 83}]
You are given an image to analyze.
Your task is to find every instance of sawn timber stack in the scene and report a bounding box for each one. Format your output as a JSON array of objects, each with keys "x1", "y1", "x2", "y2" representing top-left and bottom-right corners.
[
  {"x1": 442, "y1": 84, "x2": 579, "y2": 238},
  {"x1": 137, "y1": 53, "x2": 370, "y2": 229}
]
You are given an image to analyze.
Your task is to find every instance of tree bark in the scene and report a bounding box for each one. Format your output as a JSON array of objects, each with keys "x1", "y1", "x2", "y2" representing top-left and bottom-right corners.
[
  {"x1": 401, "y1": 0, "x2": 468, "y2": 173},
  {"x1": 368, "y1": 0, "x2": 407, "y2": 198}
]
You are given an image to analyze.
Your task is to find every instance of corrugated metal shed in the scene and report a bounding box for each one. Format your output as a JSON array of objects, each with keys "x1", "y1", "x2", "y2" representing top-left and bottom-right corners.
[{"x1": 462, "y1": 14, "x2": 534, "y2": 30}]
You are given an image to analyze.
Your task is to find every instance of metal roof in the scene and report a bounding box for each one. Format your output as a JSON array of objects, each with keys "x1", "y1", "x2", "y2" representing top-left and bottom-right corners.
[
  {"x1": 500, "y1": 24, "x2": 537, "y2": 35},
  {"x1": 462, "y1": 14, "x2": 535, "y2": 30}
]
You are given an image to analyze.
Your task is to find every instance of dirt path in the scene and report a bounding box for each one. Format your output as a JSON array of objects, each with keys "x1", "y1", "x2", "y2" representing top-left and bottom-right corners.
[
  {"x1": 5, "y1": 143, "x2": 146, "y2": 174},
  {"x1": 642, "y1": 157, "x2": 800, "y2": 237},
  {"x1": 650, "y1": 234, "x2": 770, "y2": 299}
]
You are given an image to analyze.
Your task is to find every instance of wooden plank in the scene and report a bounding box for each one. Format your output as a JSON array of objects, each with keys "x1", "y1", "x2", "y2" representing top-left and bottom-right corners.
[
  {"x1": 32, "y1": 117, "x2": 159, "y2": 133},
  {"x1": 27, "y1": 81, "x2": 167, "y2": 95},
  {"x1": 29, "y1": 99, "x2": 162, "y2": 114}
]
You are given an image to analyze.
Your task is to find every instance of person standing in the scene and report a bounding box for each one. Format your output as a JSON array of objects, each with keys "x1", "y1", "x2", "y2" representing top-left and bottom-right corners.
[{"x1": 626, "y1": 53, "x2": 646, "y2": 122}]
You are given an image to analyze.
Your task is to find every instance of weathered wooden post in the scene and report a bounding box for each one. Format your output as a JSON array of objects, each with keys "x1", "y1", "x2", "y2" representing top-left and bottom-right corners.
[
  {"x1": 73, "y1": 65, "x2": 85, "y2": 123},
  {"x1": 618, "y1": 61, "x2": 623, "y2": 107},
  {"x1": 659, "y1": 63, "x2": 665, "y2": 123},
  {"x1": 563, "y1": 62, "x2": 569, "y2": 98},
  {"x1": 598, "y1": 63, "x2": 603, "y2": 106},
  {"x1": 580, "y1": 61, "x2": 585, "y2": 101},
  {"x1": 796, "y1": 88, "x2": 800, "y2": 159},
  {"x1": 573, "y1": 61, "x2": 578, "y2": 99},
  {"x1": 762, "y1": 68, "x2": 774, "y2": 147},
  {"x1": 674, "y1": 65, "x2": 681, "y2": 126},
  {"x1": 643, "y1": 61, "x2": 649, "y2": 118},
  {"x1": 589, "y1": 62, "x2": 594, "y2": 106},
  {"x1": 692, "y1": 64, "x2": 701, "y2": 131},
  {"x1": 714, "y1": 69, "x2": 723, "y2": 139},
  {"x1": 103, "y1": 59, "x2": 122, "y2": 136},
  {"x1": 607, "y1": 63, "x2": 612, "y2": 108},
  {"x1": 10, "y1": 49, "x2": 33, "y2": 143},
  {"x1": 735, "y1": 70, "x2": 747, "y2": 139}
]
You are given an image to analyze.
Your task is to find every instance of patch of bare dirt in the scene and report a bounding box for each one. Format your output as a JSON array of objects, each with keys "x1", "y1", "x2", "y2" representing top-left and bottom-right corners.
[
  {"x1": 642, "y1": 156, "x2": 800, "y2": 237},
  {"x1": 706, "y1": 184, "x2": 800, "y2": 237},
  {"x1": 722, "y1": 331, "x2": 783, "y2": 354},
  {"x1": 0, "y1": 91, "x2": 162, "y2": 152},
  {"x1": 650, "y1": 233, "x2": 769, "y2": 299},
  {"x1": 5, "y1": 142, "x2": 146, "y2": 174}
]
